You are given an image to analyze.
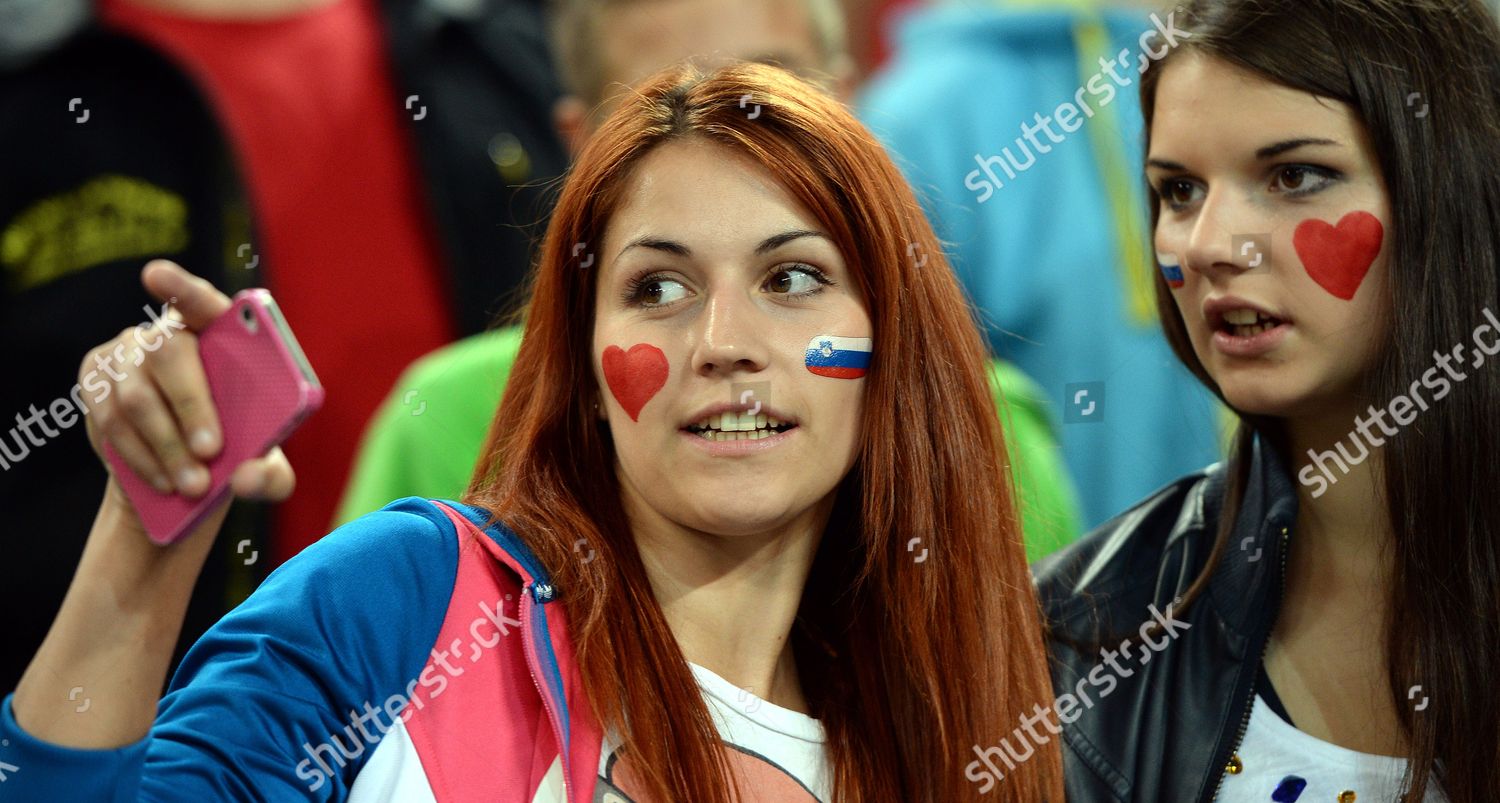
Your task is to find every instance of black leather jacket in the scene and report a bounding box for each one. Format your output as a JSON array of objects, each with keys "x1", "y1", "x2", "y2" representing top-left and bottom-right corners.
[{"x1": 1033, "y1": 436, "x2": 1299, "y2": 802}]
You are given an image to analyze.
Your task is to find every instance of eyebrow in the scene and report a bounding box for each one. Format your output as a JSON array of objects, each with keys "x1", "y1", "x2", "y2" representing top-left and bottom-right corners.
[
  {"x1": 615, "y1": 229, "x2": 829, "y2": 260},
  {"x1": 1146, "y1": 137, "x2": 1344, "y2": 172},
  {"x1": 1254, "y1": 137, "x2": 1341, "y2": 159}
]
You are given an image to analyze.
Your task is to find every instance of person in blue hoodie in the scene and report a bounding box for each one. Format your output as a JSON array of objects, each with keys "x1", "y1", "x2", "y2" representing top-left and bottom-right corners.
[{"x1": 859, "y1": 0, "x2": 1222, "y2": 527}]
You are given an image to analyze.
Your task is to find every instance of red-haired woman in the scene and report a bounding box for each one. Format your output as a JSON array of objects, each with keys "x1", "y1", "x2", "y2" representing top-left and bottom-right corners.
[{"x1": 4, "y1": 63, "x2": 1063, "y2": 802}]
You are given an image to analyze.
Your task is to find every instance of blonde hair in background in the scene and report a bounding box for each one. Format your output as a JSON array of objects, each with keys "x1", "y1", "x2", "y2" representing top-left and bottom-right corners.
[{"x1": 547, "y1": 0, "x2": 851, "y2": 106}]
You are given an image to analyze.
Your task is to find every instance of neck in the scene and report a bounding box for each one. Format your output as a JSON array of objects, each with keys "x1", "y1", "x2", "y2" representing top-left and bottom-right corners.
[
  {"x1": 1285, "y1": 406, "x2": 1393, "y2": 584},
  {"x1": 116, "y1": 0, "x2": 338, "y2": 20},
  {"x1": 622, "y1": 483, "x2": 830, "y2": 717}
]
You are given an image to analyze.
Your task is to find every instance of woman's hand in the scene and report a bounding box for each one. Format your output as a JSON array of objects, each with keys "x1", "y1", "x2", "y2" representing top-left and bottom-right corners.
[
  {"x1": 85, "y1": 259, "x2": 296, "y2": 521},
  {"x1": 13, "y1": 260, "x2": 297, "y2": 749}
]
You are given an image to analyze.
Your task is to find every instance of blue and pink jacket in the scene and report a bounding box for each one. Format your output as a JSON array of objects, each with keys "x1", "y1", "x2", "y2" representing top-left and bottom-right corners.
[{"x1": 0, "y1": 498, "x2": 606, "y2": 801}]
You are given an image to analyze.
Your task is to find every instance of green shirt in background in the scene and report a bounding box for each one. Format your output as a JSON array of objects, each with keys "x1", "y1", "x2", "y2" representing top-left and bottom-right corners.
[{"x1": 335, "y1": 327, "x2": 1083, "y2": 562}]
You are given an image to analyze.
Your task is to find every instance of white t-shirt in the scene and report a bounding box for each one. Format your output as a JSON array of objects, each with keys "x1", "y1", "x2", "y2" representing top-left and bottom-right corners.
[
  {"x1": 1218, "y1": 695, "x2": 1446, "y2": 802},
  {"x1": 533, "y1": 662, "x2": 829, "y2": 802}
]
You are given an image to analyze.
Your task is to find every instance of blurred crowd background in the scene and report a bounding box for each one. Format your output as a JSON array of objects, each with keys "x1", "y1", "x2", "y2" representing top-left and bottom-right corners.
[{"x1": 3, "y1": 0, "x2": 1495, "y2": 690}]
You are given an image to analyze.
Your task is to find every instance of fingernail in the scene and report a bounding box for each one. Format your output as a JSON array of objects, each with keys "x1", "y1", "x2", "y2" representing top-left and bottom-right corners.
[
  {"x1": 191, "y1": 429, "x2": 217, "y2": 456},
  {"x1": 177, "y1": 466, "x2": 206, "y2": 495}
]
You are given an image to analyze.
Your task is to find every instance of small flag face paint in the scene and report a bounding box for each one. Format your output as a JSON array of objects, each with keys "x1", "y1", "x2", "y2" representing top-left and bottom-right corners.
[
  {"x1": 1158, "y1": 251, "x2": 1185, "y2": 288},
  {"x1": 805, "y1": 335, "x2": 872, "y2": 379}
]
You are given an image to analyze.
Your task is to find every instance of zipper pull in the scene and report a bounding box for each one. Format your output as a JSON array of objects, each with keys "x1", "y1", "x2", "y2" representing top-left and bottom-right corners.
[{"x1": 531, "y1": 582, "x2": 556, "y2": 603}]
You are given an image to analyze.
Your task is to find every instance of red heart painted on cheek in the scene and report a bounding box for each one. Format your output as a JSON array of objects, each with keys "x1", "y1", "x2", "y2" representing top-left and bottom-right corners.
[
  {"x1": 602, "y1": 344, "x2": 668, "y2": 422},
  {"x1": 1292, "y1": 211, "x2": 1384, "y2": 301}
]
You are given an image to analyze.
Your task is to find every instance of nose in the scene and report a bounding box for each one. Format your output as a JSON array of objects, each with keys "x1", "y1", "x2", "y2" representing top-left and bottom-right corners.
[
  {"x1": 1181, "y1": 189, "x2": 1261, "y2": 281},
  {"x1": 689, "y1": 288, "x2": 770, "y2": 378}
]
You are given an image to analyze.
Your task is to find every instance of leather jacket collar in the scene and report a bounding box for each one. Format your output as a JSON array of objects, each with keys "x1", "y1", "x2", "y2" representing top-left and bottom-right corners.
[{"x1": 1033, "y1": 434, "x2": 1299, "y2": 802}]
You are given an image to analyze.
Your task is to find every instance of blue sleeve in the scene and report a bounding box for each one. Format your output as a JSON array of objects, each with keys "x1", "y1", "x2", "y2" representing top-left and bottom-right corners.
[{"x1": 0, "y1": 497, "x2": 458, "y2": 802}]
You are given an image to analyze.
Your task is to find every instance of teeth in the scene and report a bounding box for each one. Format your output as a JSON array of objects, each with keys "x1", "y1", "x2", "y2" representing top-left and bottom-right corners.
[
  {"x1": 688, "y1": 410, "x2": 795, "y2": 438},
  {"x1": 1224, "y1": 309, "x2": 1259, "y2": 325},
  {"x1": 694, "y1": 425, "x2": 786, "y2": 441}
]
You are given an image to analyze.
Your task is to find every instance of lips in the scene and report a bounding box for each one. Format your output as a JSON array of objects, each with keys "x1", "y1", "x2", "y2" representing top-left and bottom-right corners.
[
  {"x1": 1203, "y1": 296, "x2": 1290, "y2": 332},
  {"x1": 687, "y1": 412, "x2": 793, "y2": 441},
  {"x1": 1202, "y1": 296, "x2": 1292, "y2": 358}
]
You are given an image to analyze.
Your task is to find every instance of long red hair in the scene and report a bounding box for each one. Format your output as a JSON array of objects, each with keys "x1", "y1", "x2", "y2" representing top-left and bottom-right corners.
[{"x1": 465, "y1": 62, "x2": 1063, "y2": 802}]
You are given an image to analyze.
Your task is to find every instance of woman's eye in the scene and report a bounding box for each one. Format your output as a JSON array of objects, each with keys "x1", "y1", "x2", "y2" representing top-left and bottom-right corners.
[
  {"x1": 626, "y1": 276, "x2": 690, "y2": 307},
  {"x1": 1160, "y1": 179, "x2": 1202, "y2": 209},
  {"x1": 1270, "y1": 165, "x2": 1338, "y2": 196},
  {"x1": 765, "y1": 265, "x2": 830, "y2": 296}
]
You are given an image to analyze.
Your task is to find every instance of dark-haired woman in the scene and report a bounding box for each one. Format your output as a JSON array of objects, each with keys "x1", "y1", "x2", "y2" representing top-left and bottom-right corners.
[{"x1": 1035, "y1": 1, "x2": 1499, "y2": 801}]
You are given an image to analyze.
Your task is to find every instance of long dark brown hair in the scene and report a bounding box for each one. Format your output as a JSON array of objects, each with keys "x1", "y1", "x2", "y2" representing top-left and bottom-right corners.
[
  {"x1": 1141, "y1": 1, "x2": 1500, "y2": 799},
  {"x1": 464, "y1": 62, "x2": 1064, "y2": 801}
]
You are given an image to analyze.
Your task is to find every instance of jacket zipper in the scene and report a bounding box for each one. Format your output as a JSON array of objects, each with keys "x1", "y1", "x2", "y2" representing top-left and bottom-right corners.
[
  {"x1": 442, "y1": 503, "x2": 575, "y2": 799},
  {"x1": 1207, "y1": 524, "x2": 1290, "y2": 802},
  {"x1": 521, "y1": 582, "x2": 574, "y2": 802}
]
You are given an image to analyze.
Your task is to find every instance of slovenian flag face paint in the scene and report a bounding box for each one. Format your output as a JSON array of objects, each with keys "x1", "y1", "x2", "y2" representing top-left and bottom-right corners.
[
  {"x1": 1158, "y1": 251, "x2": 1185, "y2": 289},
  {"x1": 805, "y1": 335, "x2": 872, "y2": 379}
]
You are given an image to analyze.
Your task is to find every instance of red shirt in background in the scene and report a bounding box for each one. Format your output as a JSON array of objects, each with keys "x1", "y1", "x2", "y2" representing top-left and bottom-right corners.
[{"x1": 102, "y1": 0, "x2": 456, "y2": 564}]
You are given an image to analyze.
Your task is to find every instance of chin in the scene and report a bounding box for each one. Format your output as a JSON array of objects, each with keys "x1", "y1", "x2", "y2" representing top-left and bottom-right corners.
[
  {"x1": 680, "y1": 497, "x2": 803, "y2": 537},
  {"x1": 1219, "y1": 391, "x2": 1292, "y2": 417},
  {"x1": 1209, "y1": 363, "x2": 1288, "y2": 410},
  {"x1": 1216, "y1": 377, "x2": 1329, "y2": 420}
]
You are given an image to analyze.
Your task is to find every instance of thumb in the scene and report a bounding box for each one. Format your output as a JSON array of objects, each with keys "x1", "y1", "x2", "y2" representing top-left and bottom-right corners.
[{"x1": 140, "y1": 260, "x2": 232, "y2": 331}]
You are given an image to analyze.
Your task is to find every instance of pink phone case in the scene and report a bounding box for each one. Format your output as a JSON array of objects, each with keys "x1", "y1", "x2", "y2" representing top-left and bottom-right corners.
[{"x1": 103, "y1": 289, "x2": 324, "y2": 545}]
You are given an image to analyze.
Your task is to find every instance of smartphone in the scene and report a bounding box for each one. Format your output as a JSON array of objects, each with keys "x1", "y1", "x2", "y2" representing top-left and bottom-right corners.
[{"x1": 103, "y1": 289, "x2": 324, "y2": 545}]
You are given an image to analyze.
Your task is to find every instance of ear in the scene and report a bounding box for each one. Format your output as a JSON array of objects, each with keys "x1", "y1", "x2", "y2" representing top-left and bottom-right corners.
[{"x1": 553, "y1": 96, "x2": 590, "y2": 159}]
